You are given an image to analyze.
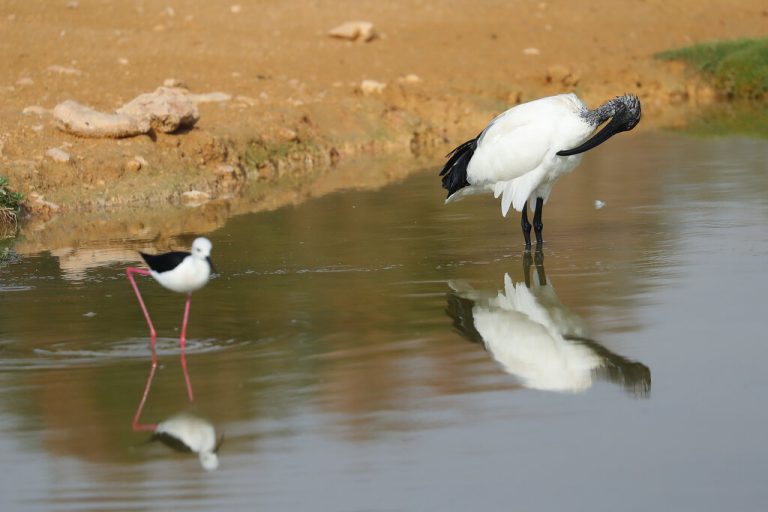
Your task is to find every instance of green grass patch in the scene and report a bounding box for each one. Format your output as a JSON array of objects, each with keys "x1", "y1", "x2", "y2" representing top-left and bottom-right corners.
[
  {"x1": 673, "y1": 102, "x2": 768, "y2": 139},
  {"x1": 0, "y1": 176, "x2": 23, "y2": 228},
  {"x1": 656, "y1": 38, "x2": 768, "y2": 99}
]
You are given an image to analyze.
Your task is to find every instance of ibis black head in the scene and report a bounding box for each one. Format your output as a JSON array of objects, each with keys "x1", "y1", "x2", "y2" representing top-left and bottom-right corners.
[{"x1": 557, "y1": 94, "x2": 642, "y2": 156}]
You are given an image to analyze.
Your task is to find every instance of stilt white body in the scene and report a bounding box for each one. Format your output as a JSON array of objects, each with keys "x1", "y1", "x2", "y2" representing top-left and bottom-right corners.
[
  {"x1": 149, "y1": 255, "x2": 211, "y2": 293},
  {"x1": 144, "y1": 237, "x2": 213, "y2": 294},
  {"x1": 154, "y1": 414, "x2": 220, "y2": 470}
]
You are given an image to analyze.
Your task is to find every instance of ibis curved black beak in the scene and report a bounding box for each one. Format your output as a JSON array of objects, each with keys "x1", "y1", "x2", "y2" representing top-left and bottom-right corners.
[
  {"x1": 557, "y1": 95, "x2": 641, "y2": 157},
  {"x1": 556, "y1": 115, "x2": 626, "y2": 156},
  {"x1": 207, "y1": 256, "x2": 217, "y2": 274}
]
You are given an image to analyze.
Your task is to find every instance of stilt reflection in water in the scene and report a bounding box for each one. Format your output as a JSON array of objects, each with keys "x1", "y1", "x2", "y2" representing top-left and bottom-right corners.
[
  {"x1": 132, "y1": 345, "x2": 222, "y2": 470},
  {"x1": 446, "y1": 251, "x2": 650, "y2": 396}
]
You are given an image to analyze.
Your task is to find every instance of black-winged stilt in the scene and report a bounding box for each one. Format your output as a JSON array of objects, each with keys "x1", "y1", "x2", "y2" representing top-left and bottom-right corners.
[
  {"x1": 440, "y1": 93, "x2": 641, "y2": 247},
  {"x1": 446, "y1": 253, "x2": 650, "y2": 395},
  {"x1": 126, "y1": 237, "x2": 215, "y2": 352}
]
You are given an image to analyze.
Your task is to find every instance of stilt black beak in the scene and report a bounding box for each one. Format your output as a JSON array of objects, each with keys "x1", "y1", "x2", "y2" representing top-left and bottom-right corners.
[{"x1": 207, "y1": 257, "x2": 217, "y2": 274}]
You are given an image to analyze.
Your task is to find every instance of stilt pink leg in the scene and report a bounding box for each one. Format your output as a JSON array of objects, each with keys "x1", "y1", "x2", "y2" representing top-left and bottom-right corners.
[
  {"x1": 126, "y1": 267, "x2": 157, "y2": 346},
  {"x1": 179, "y1": 293, "x2": 192, "y2": 350},
  {"x1": 180, "y1": 346, "x2": 195, "y2": 403},
  {"x1": 131, "y1": 346, "x2": 159, "y2": 432}
]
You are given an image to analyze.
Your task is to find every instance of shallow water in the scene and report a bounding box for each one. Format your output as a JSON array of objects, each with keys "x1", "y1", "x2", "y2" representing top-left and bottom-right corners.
[{"x1": 1, "y1": 132, "x2": 767, "y2": 511}]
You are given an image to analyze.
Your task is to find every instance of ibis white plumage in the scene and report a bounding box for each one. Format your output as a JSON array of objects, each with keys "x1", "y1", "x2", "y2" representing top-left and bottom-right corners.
[
  {"x1": 126, "y1": 237, "x2": 215, "y2": 351},
  {"x1": 440, "y1": 93, "x2": 641, "y2": 246}
]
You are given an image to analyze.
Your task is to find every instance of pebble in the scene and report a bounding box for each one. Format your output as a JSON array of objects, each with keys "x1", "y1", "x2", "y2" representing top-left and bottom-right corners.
[
  {"x1": 23, "y1": 106, "x2": 48, "y2": 116},
  {"x1": 16, "y1": 77, "x2": 34, "y2": 86},
  {"x1": 235, "y1": 95, "x2": 258, "y2": 106},
  {"x1": 47, "y1": 65, "x2": 82, "y2": 75},
  {"x1": 522, "y1": 47, "x2": 541, "y2": 55},
  {"x1": 360, "y1": 79, "x2": 386, "y2": 95},
  {"x1": 328, "y1": 21, "x2": 376, "y2": 42},
  {"x1": 399, "y1": 74, "x2": 422, "y2": 84},
  {"x1": 187, "y1": 91, "x2": 232, "y2": 103},
  {"x1": 163, "y1": 77, "x2": 188, "y2": 88},
  {"x1": 181, "y1": 190, "x2": 210, "y2": 206},
  {"x1": 230, "y1": 4, "x2": 242, "y2": 14},
  {"x1": 594, "y1": 200, "x2": 606, "y2": 209},
  {"x1": 546, "y1": 64, "x2": 579, "y2": 86},
  {"x1": 46, "y1": 148, "x2": 71, "y2": 163},
  {"x1": 125, "y1": 156, "x2": 148, "y2": 172}
]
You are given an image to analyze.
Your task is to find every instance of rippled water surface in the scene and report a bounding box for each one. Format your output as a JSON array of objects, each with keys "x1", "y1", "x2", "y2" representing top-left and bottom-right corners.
[{"x1": 1, "y1": 132, "x2": 767, "y2": 511}]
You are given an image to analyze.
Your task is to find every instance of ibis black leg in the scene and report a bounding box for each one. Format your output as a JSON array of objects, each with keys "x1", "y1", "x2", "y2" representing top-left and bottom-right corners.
[
  {"x1": 521, "y1": 201, "x2": 532, "y2": 248},
  {"x1": 534, "y1": 246, "x2": 547, "y2": 286},
  {"x1": 533, "y1": 197, "x2": 544, "y2": 245},
  {"x1": 523, "y1": 250, "x2": 533, "y2": 288}
]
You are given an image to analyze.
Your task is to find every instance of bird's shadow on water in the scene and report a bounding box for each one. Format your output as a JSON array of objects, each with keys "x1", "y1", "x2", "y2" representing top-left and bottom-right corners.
[
  {"x1": 131, "y1": 346, "x2": 223, "y2": 471},
  {"x1": 444, "y1": 249, "x2": 651, "y2": 397}
]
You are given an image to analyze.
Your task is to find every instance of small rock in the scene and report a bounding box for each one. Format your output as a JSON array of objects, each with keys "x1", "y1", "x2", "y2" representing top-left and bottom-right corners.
[
  {"x1": 28, "y1": 192, "x2": 60, "y2": 213},
  {"x1": 360, "y1": 79, "x2": 386, "y2": 95},
  {"x1": 399, "y1": 74, "x2": 422, "y2": 84},
  {"x1": 47, "y1": 65, "x2": 82, "y2": 75},
  {"x1": 45, "y1": 147, "x2": 71, "y2": 163},
  {"x1": 594, "y1": 200, "x2": 605, "y2": 209},
  {"x1": 23, "y1": 106, "x2": 48, "y2": 116},
  {"x1": 117, "y1": 87, "x2": 199, "y2": 133},
  {"x1": 125, "y1": 157, "x2": 143, "y2": 172},
  {"x1": 328, "y1": 21, "x2": 376, "y2": 42},
  {"x1": 235, "y1": 95, "x2": 258, "y2": 106},
  {"x1": 54, "y1": 100, "x2": 149, "y2": 138},
  {"x1": 83, "y1": 312, "x2": 97, "y2": 318},
  {"x1": 522, "y1": 47, "x2": 541, "y2": 55},
  {"x1": 67, "y1": 1, "x2": 79, "y2": 9},
  {"x1": 7, "y1": 14, "x2": 16, "y2": 22},
  {"x1": 181, "y1": 190, "x2": 210, "y2": 206},
  {"x1": 546, "y1": 64, "x2": 579, "y2": 86},
  {"x1": 117, "y1": 57, "x2": 129, "y2": 65},
  {"x1": 163, "y1": 77, "x2": 188, "y2": 88},
  {"x1": 31, "y1": 125, "x2": 44, "y2": 133},
  {"x1": 186, "y1": 91, "x2": 232, "y2": 104},
  {"x1": 214, "y1": 164, "x2": 236, "y2": 175},
  {"x1": 275, "y1": 127, "x2": 298, "y2": 142},
  {"x1": 16, "y1": 77, "x2": 34, "y2": 86},
  {"x1": 230, "y1": 4, "x2": 242, "y2": 13}
]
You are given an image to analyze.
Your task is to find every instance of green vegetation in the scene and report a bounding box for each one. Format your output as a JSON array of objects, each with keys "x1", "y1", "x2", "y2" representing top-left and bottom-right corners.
[
  {"x1": 656, "y1": 38, "x2": 768, "y2": 99},
  {"x1": 0, "y1": 176, "x2": 23, "y2": 229},
  {"x1": 672, "y1": 102, "x2": 768, "y2": 139}
]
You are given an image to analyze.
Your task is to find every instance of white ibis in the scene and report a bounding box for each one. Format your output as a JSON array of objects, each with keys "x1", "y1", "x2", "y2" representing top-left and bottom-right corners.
[
  {"x1": 126, "y1": 237, "x2": 215, "y2": 351},
  {"x1": 445, "y1": 254, "x2": 650, "y2": 394},
  {"x1": 440, "y1": 93, "x2": 641, "y2": 246},
  {"x1": 152, "y1": 414, "x2": 224, "y2": 471}
]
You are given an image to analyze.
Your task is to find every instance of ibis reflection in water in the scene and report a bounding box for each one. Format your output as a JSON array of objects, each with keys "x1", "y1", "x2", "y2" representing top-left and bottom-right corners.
[
  {"x1": 440, "y1": 93, "x2": 641, "y2": 247},
  {"x1": 446, "y1": 253, "x2": 650, "y2": 396}
]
